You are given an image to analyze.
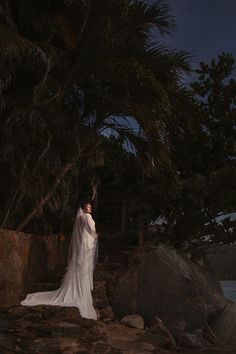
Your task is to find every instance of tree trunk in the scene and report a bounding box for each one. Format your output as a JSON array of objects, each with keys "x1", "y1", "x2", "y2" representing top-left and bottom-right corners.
[
  {"x1": 2, "y1": 155, "x2": 30, "y2": 228},
  {"x1": 138, "y1": 211, "x2": 144, "y2": 245},
  {"x1": 121, "y1": 198, "x2": 127, "y2": 232},
  {"x1": 16, "y1": 162, "x2": 75, "y2": 232},
  {"x1": 63, "y1": 0, "x2": 91, "y2": 89},
  {"x1": 1, "y1": 189, "x2": 18, "y2": 228}
]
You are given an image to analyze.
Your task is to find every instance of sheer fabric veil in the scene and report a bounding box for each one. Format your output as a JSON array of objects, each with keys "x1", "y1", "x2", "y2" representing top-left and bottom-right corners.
[{"x1": 21, "y1": 208, "x2": 98, "y2": 320}]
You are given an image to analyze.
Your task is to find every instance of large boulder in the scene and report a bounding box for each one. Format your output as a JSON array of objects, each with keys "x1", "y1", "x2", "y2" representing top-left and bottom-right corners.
[
  {"x1": 0, "y1": 228, "x2": 67, "y2": 308},
  {"x1": 0, "y1": 229, "x2": 31, "y2": 308},
  {"x1": 112, "y1": 245, "x2": 228, "y2": 339},
  {"x1": 212, "y1": 301, "x2": 236, "y2": 345}
]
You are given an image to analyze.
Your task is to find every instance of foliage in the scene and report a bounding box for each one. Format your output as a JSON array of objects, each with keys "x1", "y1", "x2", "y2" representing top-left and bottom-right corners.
[
  {"x1": 155, "y1": 53, "x2": 236, "y2": 249},
  {"x1": 0, "y1": 0, "x2": 191, "y2": 233},
  {"x1": 96, "y1": 54, "x2": 236, "y2": 250},
  {"x1": 191, "y1": 52, "x2": 236, "y2": 169},
  {"x1": 0, "y1": 1, "x2": 234, "y2": 250}
]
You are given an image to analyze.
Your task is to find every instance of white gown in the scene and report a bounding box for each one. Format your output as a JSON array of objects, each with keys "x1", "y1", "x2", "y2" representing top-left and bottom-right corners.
[{"x1": 21, "y1": 208, "x2": 98, "y2": 320}]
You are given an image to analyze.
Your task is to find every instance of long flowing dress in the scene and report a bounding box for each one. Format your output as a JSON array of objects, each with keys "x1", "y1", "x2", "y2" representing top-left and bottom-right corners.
[{"x1": 21, "y1": 208, "x2": 98, "y2": 320}]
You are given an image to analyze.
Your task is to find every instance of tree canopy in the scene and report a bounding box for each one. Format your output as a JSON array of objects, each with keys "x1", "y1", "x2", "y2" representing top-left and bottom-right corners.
[{"x1": 0, "y1": 1, "x2": 235, "y2": 250}]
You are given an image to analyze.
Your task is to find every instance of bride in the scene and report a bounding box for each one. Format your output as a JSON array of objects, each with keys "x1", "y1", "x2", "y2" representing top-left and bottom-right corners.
[{"x1": 21, "y1": 202, "x2": 98, "y2": 320}]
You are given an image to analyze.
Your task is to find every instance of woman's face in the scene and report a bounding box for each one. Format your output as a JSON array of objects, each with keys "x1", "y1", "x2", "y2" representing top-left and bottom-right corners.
[{"x1": 83, "y1": 204, "x2": 92, "y2": 214}]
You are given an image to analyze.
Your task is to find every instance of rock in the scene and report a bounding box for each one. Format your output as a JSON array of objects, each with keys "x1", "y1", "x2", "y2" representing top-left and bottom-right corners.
[
  {"x1": 32, "y1": 321, "x2": 86, "y2": 337},
  {"x1": 4, "y1": 306, "x2": 28, "y2": 320},
  {"x1": 95, "y1": 299, "x2": 111, "y2": 309},
  {"x1": 0, "y1": 333, "x2": 15, "y2": 352},
  {"x1": 0, "y1": 229, "x2": 30, "y2": 308},
  {"x1": 0, "y1": 319, "x2": 14, "y2": 332},
  {"x1": 0, "y1": 228, "x2": 67, "y2": 309},
  {"x1": 99, "y1": 305, "x2": 116, "y2": 321},
  {"x1": 2, "y1": 301, "x2": 236, "y2": 354},
  {"x1": 202, "y1": 322, "x2": 219, "y2": 345},
  {"x1": 148, "y1": 317, "x2": 176, "y2": 349},
  {"x1": 112, "y1": 245, "x2": 227, "y2": 341},
  {"x1": 20, "y1": 304, "x2": 96, "y2": 328},
  {"x1": 101, "y1": 322, "x2": 156, "y2": 353},
  {"x1": 94, "y1": 270, "x2": 115, "y2": 282},
  {"x1": 93, "y1": 341, "x2": 112, "y2": 353},
  {"x1": 58, "y1": 337, "x2": 93, "y2": 354},
  {"x1": 121, "y1": 314, "x2": 144, "y2": 329},
  {"x1": 213, "y1": 302, "x2": 236, "y2": 345},
  {"x1": 76, "y1": 316, "x2": 97, "y2": 329},
  {"x1": 1, "y1": 303, "x2": 106, "y2": 353},
  {"x1": 56, "y1": 321, "x2": 86, "y2": 337},
  {"x1": 42, "y1": 305, "x2": 81, "y2": 322},
  {"x1": 82, "y1": 332, "x2": 102, "y2": 342},
  {"x1": 24, "y1": 311, "x2": 45, "y2": 322},
  {"x1": 178, "y1": 329, "x2": 206, "y2": 348},
  {"x1": 30, "y1": 337, "x2": 81, "y2": 354}
]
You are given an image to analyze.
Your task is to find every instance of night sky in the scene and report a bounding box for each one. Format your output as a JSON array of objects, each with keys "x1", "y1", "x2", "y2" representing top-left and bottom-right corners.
[{"x1": 157, "y1": 0, "x2": 236, "y2": 69}]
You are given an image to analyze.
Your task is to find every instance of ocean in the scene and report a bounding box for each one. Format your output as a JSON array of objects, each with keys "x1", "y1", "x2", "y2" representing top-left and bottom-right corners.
[{"x1": 221, "y1": 280, "x2": 236, "y2": 302}]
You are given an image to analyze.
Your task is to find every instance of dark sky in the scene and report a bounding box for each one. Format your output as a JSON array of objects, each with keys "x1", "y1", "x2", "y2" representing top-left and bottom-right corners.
[{"x1": 159, "y1": 0, "x2": 236, "y2": 68}]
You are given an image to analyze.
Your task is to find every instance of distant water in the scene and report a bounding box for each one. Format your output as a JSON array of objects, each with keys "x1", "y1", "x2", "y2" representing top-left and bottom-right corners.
[{"x1": 221, "y1": 281, "x2": 236, "y2": 302}]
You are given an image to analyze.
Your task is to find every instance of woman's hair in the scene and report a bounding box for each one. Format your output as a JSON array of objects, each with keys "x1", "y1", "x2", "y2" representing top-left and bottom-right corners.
[{"x1": 80, "y1": 201, "x2": 92, "y2": 209}]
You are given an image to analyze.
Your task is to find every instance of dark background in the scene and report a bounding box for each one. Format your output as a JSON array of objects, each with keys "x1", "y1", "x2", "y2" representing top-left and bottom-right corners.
[{"x1": 152, "y1": 0, "x2": 236, "y2": 70}]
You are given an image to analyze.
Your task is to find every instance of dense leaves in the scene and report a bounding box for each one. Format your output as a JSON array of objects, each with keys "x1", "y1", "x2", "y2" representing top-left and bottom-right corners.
[
  {"x1": 0, "y1": 1, "x2": 235, "y2": 250},
  {"x1": 0, "y1": 0, "x2": 191, "y2": 233},
  {"x1": 97, "y1": 54, "x2": 236, "y2": 249}
]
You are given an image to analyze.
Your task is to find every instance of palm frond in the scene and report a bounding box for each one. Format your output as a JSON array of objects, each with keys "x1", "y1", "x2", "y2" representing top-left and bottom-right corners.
[
  {"x1": 0, "y1": 62, "x2": 12, "y2": 111},
  {"x1": 0, "y1": 0, "x2": 14, "y2": 28},
  {"x1": 129, "y1": 0, "x2": 175, "y2": 35},
  {"x1": 97, "y1": 115, "x2": 171, "y2": 174},
  {"x1": 0, "y1": 63, "x2": 12, "y2": 90},
  {"x1": 146, "y1": 44, "x2": 192, "y2": 78},
  {"x1": 98, "y1": 117, "x2": 143, "y2": 148},
  {"x1": 0, "y1": 22, "x2": 47, "y2": 63}
]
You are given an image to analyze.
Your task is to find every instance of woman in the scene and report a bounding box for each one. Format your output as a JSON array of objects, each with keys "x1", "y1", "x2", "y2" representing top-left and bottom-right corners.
[{"x1": 21, "y1": 202, "x2": 98, "y2": 320}]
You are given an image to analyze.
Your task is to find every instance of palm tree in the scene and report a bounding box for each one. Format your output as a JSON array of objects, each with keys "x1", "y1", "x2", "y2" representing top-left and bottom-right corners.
[{"x1": 0, "y1": 0, "x2": 193, "y2": 232}]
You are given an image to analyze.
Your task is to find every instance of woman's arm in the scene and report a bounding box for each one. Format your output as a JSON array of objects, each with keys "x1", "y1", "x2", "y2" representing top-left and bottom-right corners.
[{"x1": 84, "y1": 213, "x2": 98, "y2": 239}]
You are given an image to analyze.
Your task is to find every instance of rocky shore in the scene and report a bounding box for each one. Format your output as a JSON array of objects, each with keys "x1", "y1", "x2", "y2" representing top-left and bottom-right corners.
[
  {"x1": 1, "y1": 303, "x2": 235, "y2": 354},
  {"x1": 0, "y1": 229, "x2": 236, "y2": 353}
]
